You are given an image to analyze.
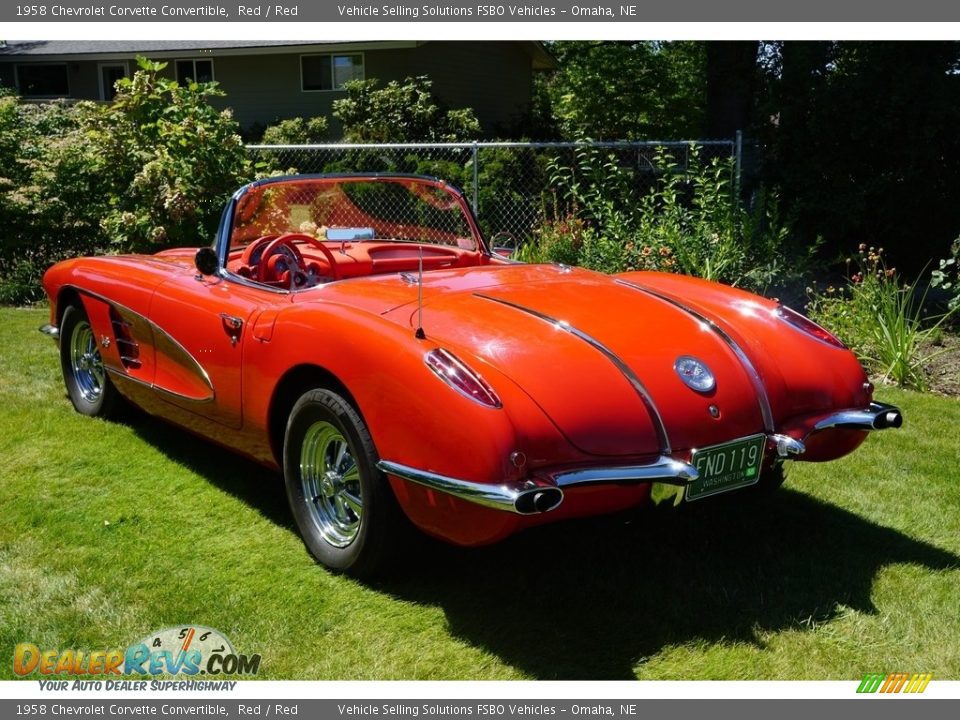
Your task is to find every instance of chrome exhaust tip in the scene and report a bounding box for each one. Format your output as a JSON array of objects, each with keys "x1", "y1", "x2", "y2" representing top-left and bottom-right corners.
[
  {"x1": 813, "y1": 401, "x2": 905, "y2": 433},
  {"x1": 514, "y1": 487, "x2": 564, "y2": 515},
  {"x1": 871, "y1": 405, "x2": 903, "y2": 430}
]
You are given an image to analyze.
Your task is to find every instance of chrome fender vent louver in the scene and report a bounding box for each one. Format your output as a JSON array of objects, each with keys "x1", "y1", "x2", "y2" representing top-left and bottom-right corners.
[{"x1": 109, "y1": 308, "x2": 141, "y2": 370}]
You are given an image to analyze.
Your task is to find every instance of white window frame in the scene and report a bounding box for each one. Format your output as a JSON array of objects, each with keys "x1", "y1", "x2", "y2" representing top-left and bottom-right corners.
[
  {"x1": 98, "y1": 61, "x2": 130, "y2": 101},
  {"x1": 174, "y1": 58, "x2": 216, "y2": 85},
  {"x1": 15, "y1": 62, "x2": 70, "y2": 98},
  {"x1": 300, "y1": 52, "x2": 365, "y2": 93}
]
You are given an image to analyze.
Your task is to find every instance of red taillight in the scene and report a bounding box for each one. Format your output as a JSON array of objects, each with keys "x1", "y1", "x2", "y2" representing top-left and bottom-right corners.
[
  {"x1": 424, "y1": 348, "x2": 502, "y2": 408},
  {"x1": 776, "y1": 305, "x2": 847, "y2": 349}
]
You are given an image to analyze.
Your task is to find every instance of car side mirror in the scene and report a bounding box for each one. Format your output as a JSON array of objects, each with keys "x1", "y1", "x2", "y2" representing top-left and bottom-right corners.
[
  {"x1": 489, "y1": 231, "x2": 518, "y2": 259},
  {"x1": 194, "y1": 247, "x2": 219, "y2": 276}
]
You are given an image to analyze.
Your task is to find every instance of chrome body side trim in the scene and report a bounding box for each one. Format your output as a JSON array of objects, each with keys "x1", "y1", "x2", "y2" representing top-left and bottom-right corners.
[
  {"x1": 474, "y1": 293, "x2": 672, "y2": 455},
  {"x1": 546, "y1": 456, "x2": 699, "y2": 489},
  {"x1": 39, "y1": 324, "x2": 59, "y2": 340},
  {"x1": 813, "y1": 402, "x2": 903, "y2": 432},
  {"x1": 615, "y1": 278, "x2": 776, "y2": 435},
  {"x1": 75, "y1": 289, "x2": 216, "y2": 404},
  {"x1": 377, "y1": 460, "x2": 563, "y2": 515},
  {"x1": 105, "y1": 366, "x2": 217, "y2": 405}
]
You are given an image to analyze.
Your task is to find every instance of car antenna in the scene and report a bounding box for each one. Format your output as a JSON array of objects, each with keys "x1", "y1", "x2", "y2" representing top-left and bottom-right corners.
[{"x1": 415, "y1": 245, "x2": 426, "y2": 340}]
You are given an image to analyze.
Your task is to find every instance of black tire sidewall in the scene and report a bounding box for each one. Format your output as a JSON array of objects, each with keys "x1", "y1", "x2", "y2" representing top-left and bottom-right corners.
[
  {"x1": 283, "y1": 389, "x2": 389, "y2": 575},
  {"x1": 60, "y1": 304, "x2": 114, "y2": 417}
]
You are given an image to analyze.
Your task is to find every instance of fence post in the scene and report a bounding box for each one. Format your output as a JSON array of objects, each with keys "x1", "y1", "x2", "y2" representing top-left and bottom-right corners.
[
  {"x1": 734, "y1": 130, "x2": 743, "y2": 199},
  {"x1": 471, "y1": 142, "x2": 479, "y2": 215}
]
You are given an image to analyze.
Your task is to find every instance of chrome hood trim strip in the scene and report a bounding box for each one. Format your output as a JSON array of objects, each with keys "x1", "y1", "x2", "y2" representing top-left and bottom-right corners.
[
  {"x1": 377, "y1": 460, "x2": 563, "y2": 515},
  {"x1": 474, "y1": 293, "x2": 672, "y2": 455},
  {"x1": 615, "y1": 278, "x2": 775, "y2": 435}
]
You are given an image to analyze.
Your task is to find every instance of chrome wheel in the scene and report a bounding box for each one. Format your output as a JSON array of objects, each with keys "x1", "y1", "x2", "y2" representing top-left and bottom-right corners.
[
  {"x1": 299, "y1": 420, "x2": 362, "y2": 547},
  {"x1": 70, "y1": 320, "x2": 105, "y2": 403}
]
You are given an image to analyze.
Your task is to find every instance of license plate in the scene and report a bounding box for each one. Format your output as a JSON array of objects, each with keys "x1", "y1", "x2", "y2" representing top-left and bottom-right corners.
[{"x1": 685, "y1": 434, "x2": 766, "y2": 502}]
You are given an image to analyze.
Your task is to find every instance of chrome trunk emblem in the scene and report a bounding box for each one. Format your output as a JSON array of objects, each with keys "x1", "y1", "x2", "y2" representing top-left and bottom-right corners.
[{"x1": 675, "y1": 356, "x2": 715, "y2": 393}]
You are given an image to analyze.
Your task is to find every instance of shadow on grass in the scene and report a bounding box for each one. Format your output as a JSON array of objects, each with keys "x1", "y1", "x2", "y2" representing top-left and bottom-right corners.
[
  {"x1": 374, "y1": 492, "x2": 960, "y2": 680},
  {"x1": 122, "y1": 410, "x2": 292, "y2": 532},
  {"x1": 123, "y1": 412, "x2": 959, "y2": 679}
]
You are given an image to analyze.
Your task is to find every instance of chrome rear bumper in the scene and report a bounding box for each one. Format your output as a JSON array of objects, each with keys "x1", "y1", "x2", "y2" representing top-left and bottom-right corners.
[
  {"x1": 378, "y1": 402, "x2": 902, "y2": 516},
  {"x1": 377, "y1": 455, "x2": 700, "y2": 516},
  {"x1": 376, "y1": 460, "x2": 565, "y2": 515},
  {"x1": 544, "y1": 456, "x2": 699, "y2": 489}
]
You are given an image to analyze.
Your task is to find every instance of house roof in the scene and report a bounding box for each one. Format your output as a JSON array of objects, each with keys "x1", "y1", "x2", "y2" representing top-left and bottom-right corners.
[{"x1": 0, "y1": 40, "x2": 557, "y2": 69}]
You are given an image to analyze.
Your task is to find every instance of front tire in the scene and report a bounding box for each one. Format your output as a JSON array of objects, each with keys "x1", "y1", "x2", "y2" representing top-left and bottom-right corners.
[
  {"x1": 59, "y1": 303, "x2": 121, "y2": 418},
  {"x1": 283, "y1": 389, "x2": 399, "y2": 577}
]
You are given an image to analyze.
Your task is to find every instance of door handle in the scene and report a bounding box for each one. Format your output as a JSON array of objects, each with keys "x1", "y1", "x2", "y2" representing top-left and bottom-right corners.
[{"x1": 219, "y1": 313, "x2": 243, "y2": 346}]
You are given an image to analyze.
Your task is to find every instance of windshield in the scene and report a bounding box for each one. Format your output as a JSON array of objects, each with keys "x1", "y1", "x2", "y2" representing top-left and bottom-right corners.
[{"x1": 229, "y1": 176, "x2": 479, "y2": 253}]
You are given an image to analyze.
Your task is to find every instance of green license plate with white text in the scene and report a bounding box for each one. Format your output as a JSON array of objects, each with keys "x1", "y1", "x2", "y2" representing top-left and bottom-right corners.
[{"x1": 685, "y1": 434, "x2": 766, "y2": 501}]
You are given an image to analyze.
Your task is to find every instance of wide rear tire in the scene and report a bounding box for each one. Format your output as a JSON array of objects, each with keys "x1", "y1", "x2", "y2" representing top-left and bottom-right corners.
[{"x1": 282, "y1": 388, "x2": 401, "y2": 578}]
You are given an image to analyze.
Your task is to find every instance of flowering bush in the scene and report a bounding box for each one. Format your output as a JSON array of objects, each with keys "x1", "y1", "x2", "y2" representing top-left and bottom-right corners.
[
  {"x1": 0, "y1": 58, "x2": 253, "y2": 304},
  {"x1": 520, "y1": 143, "x2": 807, "y2": 291},
  {"x1": 931, "y1": 236, "x2": 959, "y2": 312},
  {"x1": 808, "y1": 245, "x2": 956, "y2": 390}
]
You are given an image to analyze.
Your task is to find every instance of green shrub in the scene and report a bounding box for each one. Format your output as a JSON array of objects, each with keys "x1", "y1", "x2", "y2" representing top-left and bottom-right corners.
[
  {"x1": 95, "y1": 58, "x2": 253, "y2": 249},
  {"x1": 0, "y1": 58, "x2": 253, "y2": 304},
  {"x1": 0, "y1": 98, "x2": 91, "y2": 304},
  {"x1": 260, "y1": 116, "x2": 329, "y2": 145},
  {"x1": 808, "y1": 246, "x2": 956, "y2": 390},
  {"x1": 931, "y1": 236, "x2": 959, "y2": 312},
  {"x1": 333, "y1": 76, "x2": 480, "y2": 143},
  {"x1": 522, "y1": 143, "x2": 807, "y2": 291},
  {"x1": 514, "y1": 213, "x2": 588, "y2": 267}
]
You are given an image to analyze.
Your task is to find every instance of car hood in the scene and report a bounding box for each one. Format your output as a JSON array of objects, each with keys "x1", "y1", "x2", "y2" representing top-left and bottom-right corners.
[{"x1": 354, "y1": 264, "x2": 771, "y2": 458}]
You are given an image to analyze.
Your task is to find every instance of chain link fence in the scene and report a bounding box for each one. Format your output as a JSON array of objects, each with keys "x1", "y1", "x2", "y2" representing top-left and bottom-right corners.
[{"x1": 246, "y1": 138, "x2": 744, "y2": 243}]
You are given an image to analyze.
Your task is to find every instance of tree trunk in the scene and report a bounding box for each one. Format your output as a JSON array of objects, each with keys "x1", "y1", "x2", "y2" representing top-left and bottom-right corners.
[{"x1": 704, "y1": 42, "x2": 759, "y2": 138}]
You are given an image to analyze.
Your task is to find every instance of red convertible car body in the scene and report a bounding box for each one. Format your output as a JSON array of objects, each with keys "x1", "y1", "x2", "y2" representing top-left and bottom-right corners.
[{"x1": 40, "y1": 174, "x2": 903, "y2": 575}]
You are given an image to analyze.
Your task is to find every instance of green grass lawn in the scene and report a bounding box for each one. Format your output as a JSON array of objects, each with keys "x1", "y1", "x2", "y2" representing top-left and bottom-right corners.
[{"x1": 1, "y1": 305, "x2": 958, "y2": 680}]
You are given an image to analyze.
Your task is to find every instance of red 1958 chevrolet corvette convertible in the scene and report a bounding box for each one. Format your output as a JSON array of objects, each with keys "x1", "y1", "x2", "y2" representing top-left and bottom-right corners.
[{"x1": 40, "y1": 174, "x2": 903, "y2": 576}]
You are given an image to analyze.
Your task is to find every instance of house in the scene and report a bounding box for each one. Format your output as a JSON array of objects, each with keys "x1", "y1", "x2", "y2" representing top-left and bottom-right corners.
[{"x1": 0, "y1": 40, "x2": 555, "y2": 136}]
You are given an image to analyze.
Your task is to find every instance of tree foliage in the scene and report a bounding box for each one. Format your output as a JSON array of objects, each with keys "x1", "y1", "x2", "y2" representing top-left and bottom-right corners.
[
  {"x1": 544, "y1": 41, "x2": 706, "y2": 140},
  {"x1": 333, "y1": 75, "x2": 480, "y2": 142},
  {"x1": 757, "y1": 41, "x2": 960, "y2": 273}
]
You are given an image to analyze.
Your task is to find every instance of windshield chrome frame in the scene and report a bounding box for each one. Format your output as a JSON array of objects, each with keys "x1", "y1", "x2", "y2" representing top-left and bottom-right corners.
[{"x1": 212, "y1": 173, "x2": 490, "y2": 293}]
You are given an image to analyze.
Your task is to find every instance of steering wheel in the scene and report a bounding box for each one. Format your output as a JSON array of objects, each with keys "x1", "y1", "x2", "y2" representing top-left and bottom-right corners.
[
  {"x1": 256, "y1": 236, "x2": 307, "y2": 285},
  {"x1": 276, "y1": 232, "x2": 341, "y2": 281},
  {"x1": 239, "y1": 234, "x2": 277, "y2": 269},
  {"x1": 242, "y1": 233, "x2": 341, "y2": 285}
]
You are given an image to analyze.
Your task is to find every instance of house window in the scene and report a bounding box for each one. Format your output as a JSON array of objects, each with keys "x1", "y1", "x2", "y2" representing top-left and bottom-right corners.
[
  {"x1": 16, "y1": 64, "x2": 69, "y2": 97},
  {"x1": 99, "y1": 63, "x2": 129, "y2": 101},
  {"x1": 0, "y1": 64, "x2": 14, "y2": 90},
  {"x1": 175, "y1": 59, "x2": 214, "y2": 85},
  {"x1": 301, "y1": 53, "x2": 364, "y2": 91}
]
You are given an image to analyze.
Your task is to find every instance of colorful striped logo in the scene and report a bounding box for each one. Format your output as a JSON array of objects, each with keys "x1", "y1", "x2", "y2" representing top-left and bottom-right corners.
[{"x1": 857, "y1": 673, "x2": 932, "y2": 694}]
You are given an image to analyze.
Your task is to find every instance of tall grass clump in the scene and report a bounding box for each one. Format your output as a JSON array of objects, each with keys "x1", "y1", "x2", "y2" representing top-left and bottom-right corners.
[{"x1": 808, "y1": 245, "x2": 956, "y2": 390}]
